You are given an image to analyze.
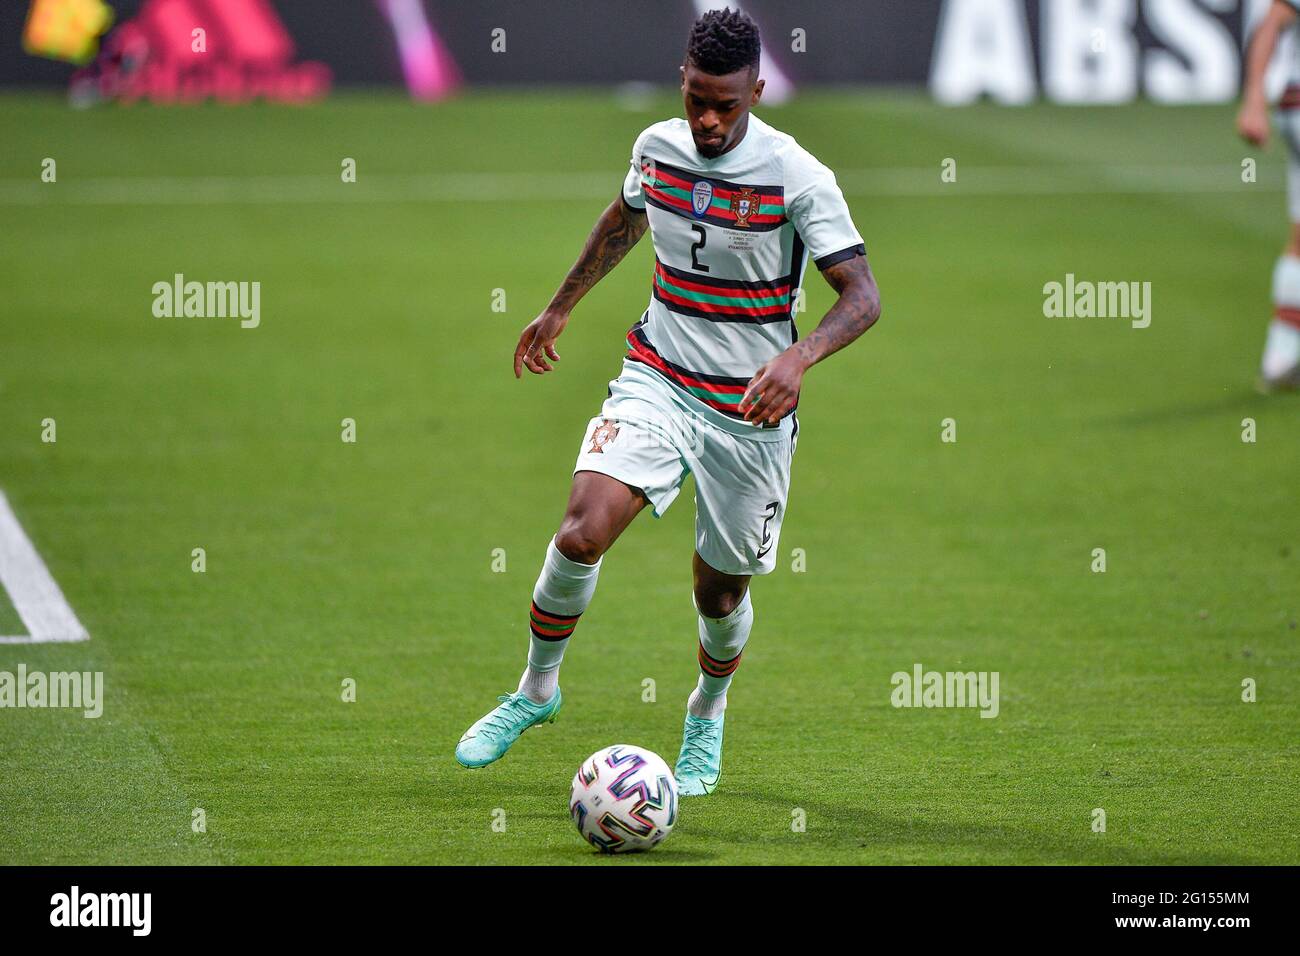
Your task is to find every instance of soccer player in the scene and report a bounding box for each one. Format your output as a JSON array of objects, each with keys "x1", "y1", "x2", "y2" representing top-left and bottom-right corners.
[
  {"x1": 455, "y1": 8, "x2": 880, "y2": 794},
  {"x1": 1240, "y1": 0, "x2": 1300, "y2": 390}
]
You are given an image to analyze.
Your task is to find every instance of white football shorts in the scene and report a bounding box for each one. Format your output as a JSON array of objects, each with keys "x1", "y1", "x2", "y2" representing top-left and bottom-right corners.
[{"x1": 572, "y1": 357, "x2": 798, "y2": 576}]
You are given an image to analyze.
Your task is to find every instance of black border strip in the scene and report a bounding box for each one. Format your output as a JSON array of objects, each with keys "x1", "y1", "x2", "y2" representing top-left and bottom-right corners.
[{"x1": 813, "y1": 243, "x2": 866, "y2": 271}]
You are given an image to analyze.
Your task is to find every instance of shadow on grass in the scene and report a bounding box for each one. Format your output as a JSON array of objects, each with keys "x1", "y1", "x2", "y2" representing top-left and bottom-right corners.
[
  {"x1": 1098, "y1": 388, "x2": 1290, "y2": 429},
  {"x1": 727, "y1": 788, "x2": 1267, "y2": 866},
  {"x1": 533, "y1": 845, "x2": 723, "y2": 864}
]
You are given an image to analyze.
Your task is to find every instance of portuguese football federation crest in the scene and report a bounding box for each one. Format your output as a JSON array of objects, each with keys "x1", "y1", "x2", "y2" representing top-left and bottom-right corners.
[
  {"x1": 691, "y1": 180, "x2": 713, "y2": 217},
  {"x1": 730, "y1": 187, "x2": 758, "y2": 227},
  {"x1": 587, "y1": 419, "x2": 619, "y2": 454}
]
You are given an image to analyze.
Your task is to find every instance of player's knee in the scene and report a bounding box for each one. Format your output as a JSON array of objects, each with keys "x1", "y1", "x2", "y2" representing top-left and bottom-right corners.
[
  {"x1": 554, "y1": 525, "x2": 606, "y2": 566},
  {"x1": 695, "y1": 587, "x2": 743, "y2": 619}
]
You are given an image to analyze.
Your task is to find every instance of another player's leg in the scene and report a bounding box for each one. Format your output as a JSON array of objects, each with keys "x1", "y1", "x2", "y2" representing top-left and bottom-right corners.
[
  {"x1": 455, "y1": 472, "x2": 648, "y2": 768},
  {"x1": 1260, "y1": 223, "x2": 1300, "y2": 392},
  {"x1": 675, "y1": 552, "x2": 752, "y2": 796}
]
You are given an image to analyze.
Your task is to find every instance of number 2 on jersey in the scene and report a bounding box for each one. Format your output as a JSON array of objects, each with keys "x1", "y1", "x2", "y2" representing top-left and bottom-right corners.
[{"x1": 689, "y1": 223, "x2": 710, "y2": 273}]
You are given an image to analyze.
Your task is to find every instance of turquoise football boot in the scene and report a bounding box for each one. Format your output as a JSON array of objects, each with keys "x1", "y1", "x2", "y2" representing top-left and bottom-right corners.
[
  {"x1": 455, "y1": 689, "x2": 562, "y2": 768},
  {"x1": 674, "y1": 712, "x2": 724, "y2": 796}
]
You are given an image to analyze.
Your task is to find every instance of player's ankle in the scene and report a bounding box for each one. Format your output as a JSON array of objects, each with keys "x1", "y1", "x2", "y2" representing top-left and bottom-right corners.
[
  {"x1": 518, "y1": 665, "x2": 559, "y2": 705},
  {"x1": 687, "y1": 688, "x2": 726, "y2": 719}
]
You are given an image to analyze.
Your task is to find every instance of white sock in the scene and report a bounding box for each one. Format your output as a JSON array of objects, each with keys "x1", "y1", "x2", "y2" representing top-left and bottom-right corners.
[
  {"x1": 1265, "y1": 256, "x2": 1300, "y2": 379},
  {"x1": 687, "y1": 682, "x2": 728, "y2": 720},
  {"x1": 518, "y1": 666, "x2": 560, "y2": 705},
  {"x1": 687, "y1": 590, "x2": 753, "y2": 719},
  {"x1": 517, "y1": 535, "x2": 601, "y2": 704},
  {"x1": 1262, "y1": 319, "x2": 1300, "y2": 380}
]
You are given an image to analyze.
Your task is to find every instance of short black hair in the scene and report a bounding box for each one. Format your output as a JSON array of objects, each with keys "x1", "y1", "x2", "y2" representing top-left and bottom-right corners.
[{"x1": 686, "y1": 7, "x2": 761, "y2": 77}]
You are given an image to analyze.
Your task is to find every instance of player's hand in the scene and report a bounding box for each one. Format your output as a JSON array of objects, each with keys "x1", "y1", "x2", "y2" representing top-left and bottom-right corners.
[
  {"x1": 1237, "y1": 100, "x2": 1271, "y2": 148},
  {"x1": 514, "y1": 310, "x2": 569, "y2": 377},
  {"x1": 740, "y1": 350, "x2": 807, "y2": 426}
]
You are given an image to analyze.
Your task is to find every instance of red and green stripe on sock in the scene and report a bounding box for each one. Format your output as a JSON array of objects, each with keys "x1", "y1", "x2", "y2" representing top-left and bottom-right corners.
[{"x1": 529, "y1": 600, "x2": 582, "y2": 641}]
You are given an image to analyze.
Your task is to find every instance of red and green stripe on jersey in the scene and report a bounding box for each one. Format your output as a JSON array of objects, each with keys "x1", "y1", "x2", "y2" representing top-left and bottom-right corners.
[
  {"x1": 625, "y1": 322, "x2": 757, "y2": 418},
  {"x1": 652, "y1": 257, "x2": 793, "y2": 323},
  {"x1": 643, "y1": 157, "x2": 786, "y2": 232},
  {"x1": 529, "y1": 600, "x2": 582, "y2": 642}
]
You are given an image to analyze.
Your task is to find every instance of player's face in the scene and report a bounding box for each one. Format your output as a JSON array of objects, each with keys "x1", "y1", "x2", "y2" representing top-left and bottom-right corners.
[{"x1": 680, "y1": 63, "x2": 763, "y2": 159}]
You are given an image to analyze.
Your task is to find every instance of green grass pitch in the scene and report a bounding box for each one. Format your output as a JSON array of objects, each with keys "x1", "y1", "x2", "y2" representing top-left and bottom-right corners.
[{"x1": 0, "y1": 91, "x2": 1297, "y2": 865}]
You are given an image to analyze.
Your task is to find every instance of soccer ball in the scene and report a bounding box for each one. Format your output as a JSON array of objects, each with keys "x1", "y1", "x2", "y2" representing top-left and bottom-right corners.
[{"x1": 569, "y1": 744, "x2": 678, "y2": 853}]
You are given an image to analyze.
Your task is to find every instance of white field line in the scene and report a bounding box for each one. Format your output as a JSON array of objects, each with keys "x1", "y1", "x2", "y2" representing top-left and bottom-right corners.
[
  {"x1": 0, "y1": 164, "x2": 1279, "y2": 206},
  {"x1": 0, "y1": 491, "x2": 89, "y2": 644}
]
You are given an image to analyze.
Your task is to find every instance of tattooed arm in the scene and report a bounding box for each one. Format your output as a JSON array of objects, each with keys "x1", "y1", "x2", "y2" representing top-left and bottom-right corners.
[
  {"x1": 739, "y1": 253, "x2": 881, "y2": 425},
  {"x1": 514, "y1": 195, "x2": 649, "y2": 377}
]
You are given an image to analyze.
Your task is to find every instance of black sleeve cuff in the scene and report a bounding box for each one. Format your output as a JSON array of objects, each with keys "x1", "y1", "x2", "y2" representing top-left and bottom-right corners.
[
  {"x1": 621, "y1": 193, "x2": 646, "y2": 214},
  {"x1": 814, "y1": 243, "x2": 865, "y2": 270}
]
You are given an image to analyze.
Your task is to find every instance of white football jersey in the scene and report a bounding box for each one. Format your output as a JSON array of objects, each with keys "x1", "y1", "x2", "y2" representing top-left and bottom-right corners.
[{"x1": 620, "y1": 114, "x2": 864, "y2": 422}]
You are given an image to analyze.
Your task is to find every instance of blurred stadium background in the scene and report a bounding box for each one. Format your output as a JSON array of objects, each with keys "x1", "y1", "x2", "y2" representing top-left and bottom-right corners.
[
  {"x1": 1, "y1": 1, "x2": 1297, "y2": 865},
  {"x1": 3, "y1": 0, "x2": 1297, "y2": 104}
]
